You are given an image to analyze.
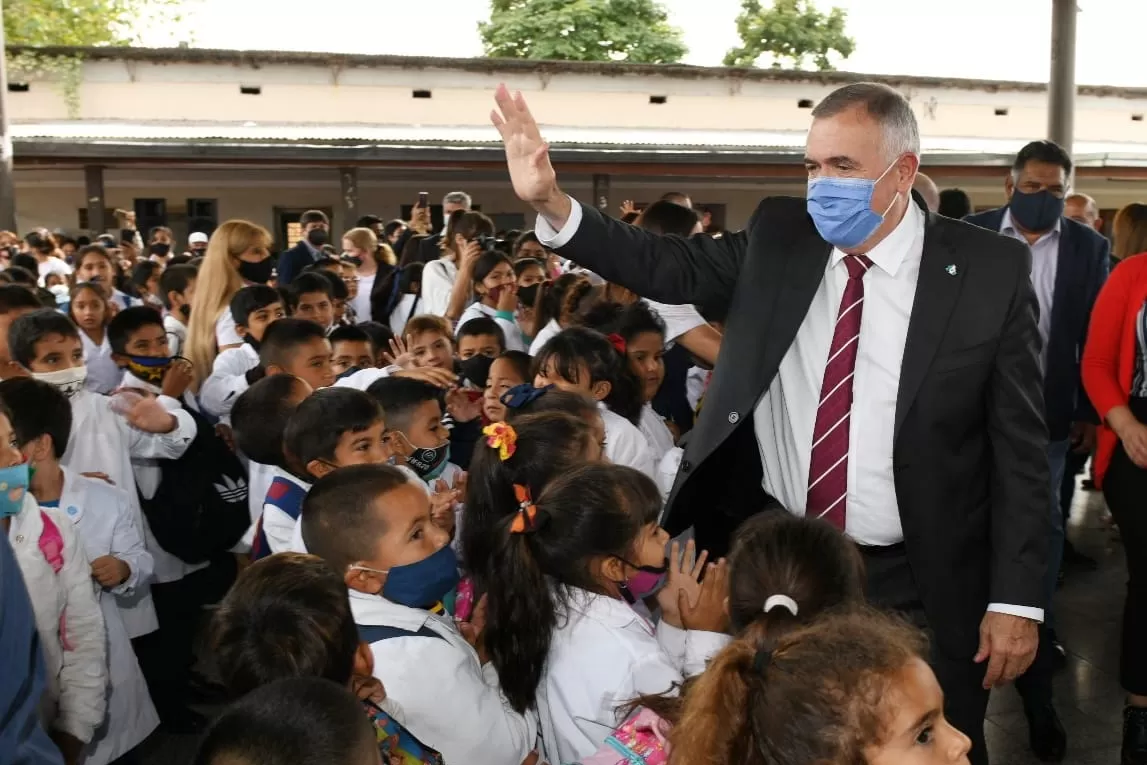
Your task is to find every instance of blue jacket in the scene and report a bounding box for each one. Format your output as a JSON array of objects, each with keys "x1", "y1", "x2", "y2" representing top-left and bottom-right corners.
[
  {"x1": 276, "y1": 240, "x2": 322, "y2": 286},
  {"x1": 0, "y1": 534, "x2": 65, "y2": 765},
  {"x1": 965, "y1": 207, "x2": 1109, "y2": 440}
]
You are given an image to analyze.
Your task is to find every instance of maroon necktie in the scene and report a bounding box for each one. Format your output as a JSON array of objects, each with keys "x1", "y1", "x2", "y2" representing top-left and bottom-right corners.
[{"x1": 806, "y1": 254, "x2": 873, "y2": 530}]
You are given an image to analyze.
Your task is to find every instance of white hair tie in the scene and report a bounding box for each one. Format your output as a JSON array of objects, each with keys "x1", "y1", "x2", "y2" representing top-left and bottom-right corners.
[{"x1": 763, "y1": 594, "x2": 799, "y2": 616}]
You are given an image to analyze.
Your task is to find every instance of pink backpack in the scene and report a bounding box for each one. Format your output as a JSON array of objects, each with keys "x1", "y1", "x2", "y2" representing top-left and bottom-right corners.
[
  {"x1": 38, "y1": 510, "x2": 74, "y2": 651},
  {"x1": 578, "y1": 708, "x2": 671, "y2": 765}
]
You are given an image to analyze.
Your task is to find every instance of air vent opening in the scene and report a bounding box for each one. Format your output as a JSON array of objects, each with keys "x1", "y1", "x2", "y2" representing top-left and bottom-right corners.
[
  {"x1": 239, "y1": 85, "x2": 262, "y2": 95},
  {"x1": 1133, "y1": 114, "x2": 1144, "y2": 122},
  {"x1": 797, "y1": 98, "x2": 814, "y2": 109},
  {"x1": 7, "y1": 83, "x2": 29, "y2": 93},
  {"x1": 649, "y1": 95, "x2": 667, "y2": 105},
  {"x1": 994, "y1": 107, "x2": 1009, "y2": 116},
  {"x1": 412, "y1": 89, "x2": 432, "y2": 99}
]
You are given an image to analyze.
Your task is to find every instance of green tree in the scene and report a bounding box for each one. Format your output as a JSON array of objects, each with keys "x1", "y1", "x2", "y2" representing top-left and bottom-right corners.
[
  {"x1": 5, "y1": 0, "x2": 183, "y2": 47},
  {"x1": 723, "y1": 0, "x2": 855, "y2": 71},
  {"x1": 480, "y1": 0, "x2": 687, "y2": 64}
]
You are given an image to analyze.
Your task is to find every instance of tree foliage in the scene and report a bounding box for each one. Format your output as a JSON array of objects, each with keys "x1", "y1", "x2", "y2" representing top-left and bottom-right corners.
[
  {"x1": 723, "y1": 0, "x2": 855, "y2": 71},
  {"x1": 480, "y1": 0, "x2": 687, "y2": 64},
  {"x1": 4, "y1": 0, "x2": 183, "y2": 47}
]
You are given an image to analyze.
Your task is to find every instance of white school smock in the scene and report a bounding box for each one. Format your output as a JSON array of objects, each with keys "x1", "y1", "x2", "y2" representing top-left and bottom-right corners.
[
  {"x1": 599, "y1": 405, "x2": 656, "y2": 480},
  {"x1": 214, "y1": 309, "x2": 243, "y2": 348},
  {"x1": 56, "y1": 469, "x2": 159, "y2": 765},
  {"x1": 420, "y1": 258, "x2": 458, "y2": 318},
  {"x1": 163, "y1": 313, "x2": 187, "y2": 359},
  {"x1": 8, "y1": 494, "x2": 107, "y2": 744},
  {"x1": 61, "y1": 387, "x2": 199, "y2": 600},
  {"x1": 528, "y1": 319, "x2": 561, "y2": 356},
  {"x1": 537, "y1": 587, "x2": 730, "y2": 764},
  {"x1": 199, "y1": 343, "x2": 260, "y2": 418},
  {"x1": 455, "y1": 302, "x2": 527, "y2": 352},
  {"x1": 389, "y1": 294, "x2": 421, "y2": 336},
  {"x1": 259, "y1": 468, "x2": 311, "y2": 557},
  {"x1": 350, "y1": 591, "x2": 538, "y2": 765},
  {"x1": 638, "y1": 402, "x2": 676, "y2": 467},
  {"x1": 81, "y1": 331, "x2": 121, "y2": 395}
]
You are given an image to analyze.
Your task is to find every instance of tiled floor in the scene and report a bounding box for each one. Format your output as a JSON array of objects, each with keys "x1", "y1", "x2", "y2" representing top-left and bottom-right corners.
[
  {"x1": 984, "y1": 484, "x2": 1129, "y2": 765},
  {"x1": 139, "y1": 483, "x2": 1131, "y2": 765}
]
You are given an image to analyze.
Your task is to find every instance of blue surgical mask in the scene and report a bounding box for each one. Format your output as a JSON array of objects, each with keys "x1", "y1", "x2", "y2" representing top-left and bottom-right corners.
[
  {"x1": 0, "y1": 463, "x2": 30, "y2": 519},
  {"x1": 352, "y1": 544, "x2": 460, "y2": 610},
  {"x1": 806, "y1": 158, "x2": 900, "y2": 249}
]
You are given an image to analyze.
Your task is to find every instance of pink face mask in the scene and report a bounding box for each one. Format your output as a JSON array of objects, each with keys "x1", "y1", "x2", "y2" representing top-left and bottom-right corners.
[{"x1": 618, "y1": 558, "x2": 668, "y2": 604}]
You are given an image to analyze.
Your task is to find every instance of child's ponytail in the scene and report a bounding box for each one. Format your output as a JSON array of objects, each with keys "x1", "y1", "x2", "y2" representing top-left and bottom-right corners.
[
  {"x1": 484, "y1": 486, "x2": 557, "y2": 715},
  {"x1": 669, "y1": 638, "x2": 762, "y2": 765}
]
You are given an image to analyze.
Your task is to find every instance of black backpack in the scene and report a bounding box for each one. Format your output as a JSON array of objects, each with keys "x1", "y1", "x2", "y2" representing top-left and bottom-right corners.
[{"x1": 138, "y1": 406, "x2": 250, "y2": 564}]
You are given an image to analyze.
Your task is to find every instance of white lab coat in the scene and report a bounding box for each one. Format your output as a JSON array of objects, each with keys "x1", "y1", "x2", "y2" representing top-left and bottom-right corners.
[
  {"x1": 57, "y1": 468, "x2": 159, "y2": 765},
  {"x1": 350, "y1": 590, "x2": 538, "y2": 765},
  {"x1": 528, "y1": 319, "x2": 561, "y2": 356},
  {"x1": 537, "y1": 587, "x2": 730, "y2": 764},
  {"x1": 8, "y1": 494, "x2": 107, "y2": 744},
  {"x1": 163, "y1": 313, "x2": 187, "y2": 358},
  {"x1": 199, "y1": 343, "x2": 259, "y2": 418},
  {"x1": 61, "y1": 387, "x2": 198, "y2": 594},
  {"x1": 638, "y1": 403, "x2": 676, "y2": 467},
  {"x1": 600, "y1": 405, "x2": 656, "y2": 481},
  {"x1": 259, "y1": 468, "x2": 311, "y2": 556},
  {"x1": 389, "y1": 294, "x2": 422, "y2": 336},
  {"x1": 81, "y1": 331, "x2": 121, "y2": 395},
  {"x1": 456, "y1": 302, "x2": 527, "y2": 352}
]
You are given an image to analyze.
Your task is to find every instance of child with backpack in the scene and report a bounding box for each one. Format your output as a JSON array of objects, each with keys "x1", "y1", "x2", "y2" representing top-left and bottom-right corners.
[
  {"x1": 199, "y1": 285, "x2": 285, "y2": 419},
  {"x1": 301, "y1": 464, "x2": 539, "y2": 765},
  {"x1": 0, "y1": 394, "x2": 107, "y2": 765},
  {"x1": 482, "y1": 462, "x2": 728, "y2": 764},
  {"x1": 209, "y1": 552, "x2": 445, "y2": 764},
  {"x1": 231, "y1": 374, "x2": 315, "y2": 560},
  {"x1": 3, "y1": 377, "x2": 159, "y2": 765}
]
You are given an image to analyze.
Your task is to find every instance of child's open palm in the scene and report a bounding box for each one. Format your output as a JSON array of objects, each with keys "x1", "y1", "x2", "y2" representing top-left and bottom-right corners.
[
  {"x1": 656, "y1": 539, "x2": 708, "y2": 629},
  {"x1": 680, "y1": 558, "x2": 730, "y2": 634},
  {"x1": 123, "y1": 396, "x2": 177, "y2": 434}
]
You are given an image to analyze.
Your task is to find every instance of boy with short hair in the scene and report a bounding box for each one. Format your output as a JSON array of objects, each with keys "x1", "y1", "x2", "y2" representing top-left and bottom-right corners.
[
  {"x1": 3, "y1": 377, "x2": 160, "y2": 765},
  {"x1": 199, "y1": 286, "x2": 285, "y2": 419},
  {"x1": 232, "y1": 375, "x2": 314, "y2": 559},
  {"x1": 0, "y1": 284, "x2": 43, "y2": 379},
  {"x1": 158, "y1": 263, "x2": 197, "y2": 357},
  {"x1": 300, "y1": 465, "x2": 537, "y2": 765},
  {"x1": 455, "y1": 316, "x2": 505, "y2": 361},
  {"x1": 403, "y1": 315, "x2": 455, "y2": 370},
  {"x1": 329, "y1": 325, "x2": 377, "y2": 378},
  {"x1": 108, "y1": 307, "x2": 196, "y2": 408},
  {"x1": 284, "y1": 272, "x2": 335, "y2": 333},
  {"x1": 258, "y1": 318, "x2": 336, "y2": 392}
]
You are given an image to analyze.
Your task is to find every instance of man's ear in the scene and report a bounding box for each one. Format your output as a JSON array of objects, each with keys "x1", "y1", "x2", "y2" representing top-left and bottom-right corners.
[
  {"x1": 344, "y1": 563, "x2": 385, "y2": 596},
  {"x1": 1004, "y1": 173, "x2": 1015, "y2": 200},
  {"x1": 590, "y1": 380, "x2": 612, "y2": 402}
]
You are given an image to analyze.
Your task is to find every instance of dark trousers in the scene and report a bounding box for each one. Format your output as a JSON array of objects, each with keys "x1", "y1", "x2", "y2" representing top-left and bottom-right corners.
[
  {"x1": 862, "y1": 545, "x2": 991, "y2": 765},
  {"x1": 132, "y1": 557, "x2": 236, "y2": 723},
  {"x1": 1104, "y1": 399, "x2": 1147, "y2": 696}
]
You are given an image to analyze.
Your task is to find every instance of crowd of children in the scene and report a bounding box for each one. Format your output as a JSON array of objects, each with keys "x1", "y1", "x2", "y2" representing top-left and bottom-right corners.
[{"x1": 0, "y1": 211, "x2": 975, "y2": 765}]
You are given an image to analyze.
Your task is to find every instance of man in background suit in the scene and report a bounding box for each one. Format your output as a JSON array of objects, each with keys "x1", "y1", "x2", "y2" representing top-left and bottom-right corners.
[
  {"x1": 966, "y1": 144, "x2": 1109, "y2": 762},
  {"x1": 492, "y1": 81, "x2": 1050, "y2": 765},
  {"x1": 414, "y1": 191, "x2": 472, "y2": 264},
  {"x1": 276, "y1": 209, "x2": 331, "y2": 285}
]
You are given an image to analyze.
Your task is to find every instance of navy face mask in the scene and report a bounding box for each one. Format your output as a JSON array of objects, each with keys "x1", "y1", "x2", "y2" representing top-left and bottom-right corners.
[
  {"x1": 352, "y1": 545, "x2": 460, "y2": 609},
  {"x1": 1008, "y1": 188, "x2": 1065, "y2": 234}
]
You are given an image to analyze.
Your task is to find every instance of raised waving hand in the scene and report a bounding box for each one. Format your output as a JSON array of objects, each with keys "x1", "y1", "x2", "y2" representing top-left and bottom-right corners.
[{"x1": 491, "y1": 84, "x2": 572, "y2": 228}]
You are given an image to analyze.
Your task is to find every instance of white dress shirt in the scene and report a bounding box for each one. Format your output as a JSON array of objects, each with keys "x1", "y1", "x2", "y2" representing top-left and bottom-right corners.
[
  {"x1": 536, "y1": 197, "x2": 1042, "y2": 623},
  {"x1": 999, "y1": 209, "x2": 1059, "y2": 374}
]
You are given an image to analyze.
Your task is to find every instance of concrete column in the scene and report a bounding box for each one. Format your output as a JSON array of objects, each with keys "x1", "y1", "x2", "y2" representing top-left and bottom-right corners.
[
  {"x1": 339, "y1": 166, "x2": 359, "y2": 233},
  {"x1": 592, "y1": 174, "x2": 611, "y2": 213},
  {"x1": 84, "y1": 165, "x2": 106, "y2": 236},
  {"x1": 1048, "y1": 0, "x2": 1077, "y2": 154},
  {"x1": 0, "y1": 1, "x2": 17, "y2": 232}
]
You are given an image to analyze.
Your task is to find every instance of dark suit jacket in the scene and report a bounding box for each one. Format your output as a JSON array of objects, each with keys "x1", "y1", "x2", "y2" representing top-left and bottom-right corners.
[
  {"x1": 276, "y1": 240, "x2": 321, "y2": 285},
  {"x1": 964, "y1": 208, "x2": 1109, "y2": 441},
  {"x1": 553, "y1": 194, "x2": 1051, "y2": 658}
]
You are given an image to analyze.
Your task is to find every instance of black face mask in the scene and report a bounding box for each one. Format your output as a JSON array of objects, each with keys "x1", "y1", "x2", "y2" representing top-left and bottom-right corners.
[
  {"x1": 306, "y1": 228, "x2": 329, "y2": 247},
  {"x1": 459, "y1": 354, "x2": 495, "y2": 389},
  {"x1": 178, "y1": 304, "x2": 191, "y2": 321},
  {"x1": 237, "y1": 257, "x2": 274, "y2": 285},
  {"x1": 517, "y1": 283, "x2": 540, "y2": 308},
  {"x1": 1008, "y1": 189, "x2": 1065, "y2": 233},
  {"x1": 244, "y1": 334, "x2": 262, "y2": 353},
  {"x1": 149, "y1": 243, "x2": 171, "y2": 257}
]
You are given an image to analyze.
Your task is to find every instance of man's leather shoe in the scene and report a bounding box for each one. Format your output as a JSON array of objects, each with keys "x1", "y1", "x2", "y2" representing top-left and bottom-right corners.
[
  {"x1": 1062, "y1": 541, "x2": 1099, "y2": 571},
  {"x1": 1124, "y1": 706, "x2": 1147, "y2": 765},
  {"x1": 1025, "y1": 701, "x2": 1067, "y2": 762},
  {"x1": 1051, "y1": 639, "x2": 1068, "y2": 671}
]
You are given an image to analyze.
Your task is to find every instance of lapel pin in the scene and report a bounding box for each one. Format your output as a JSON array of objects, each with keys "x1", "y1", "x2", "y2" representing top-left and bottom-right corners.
[{"x1": 945, "y1": 264, "x2": 958, "y2": 276}]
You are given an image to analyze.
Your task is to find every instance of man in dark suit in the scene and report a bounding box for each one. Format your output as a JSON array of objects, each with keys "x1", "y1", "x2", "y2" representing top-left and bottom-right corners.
[
  {"x1": 276, "y1": 209, "x2": 330, "y2": 285},
  {"x1": 966, "y1": 143, "x2": 1109, "y2": 762},
  {"x1": 492, "y1": 81, "x2": 1051, "y2": 765}
]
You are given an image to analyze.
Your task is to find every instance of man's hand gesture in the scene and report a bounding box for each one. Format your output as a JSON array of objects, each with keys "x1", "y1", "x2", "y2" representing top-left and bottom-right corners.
[{"x1": 491, "y1": 84, "x2": 557, "y2": 205}]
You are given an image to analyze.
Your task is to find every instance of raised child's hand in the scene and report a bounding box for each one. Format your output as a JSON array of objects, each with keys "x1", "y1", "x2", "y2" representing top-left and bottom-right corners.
[
  {"x1": 656, "y1": 539, "x2": 708, "y2": 629},
  {"x1": 123, "y1": 396, "x2": 177, "y2": 434},
  {"x1": 679, "y1": 558, "x2": 730, "y2": 634}
]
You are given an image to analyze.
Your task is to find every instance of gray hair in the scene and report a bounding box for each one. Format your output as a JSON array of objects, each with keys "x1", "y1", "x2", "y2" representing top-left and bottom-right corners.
[
  {"x1": 443, "y1": 191, "x2": 472, "y2": 209},
  {"x1": 811, "y1": 82, "x2": 921, "y2": 161}
]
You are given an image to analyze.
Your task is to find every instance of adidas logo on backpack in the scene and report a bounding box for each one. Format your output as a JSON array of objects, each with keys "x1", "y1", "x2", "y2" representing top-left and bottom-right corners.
[{"x1": 214, "y1": 475, "x2": 248, "y2": 504}]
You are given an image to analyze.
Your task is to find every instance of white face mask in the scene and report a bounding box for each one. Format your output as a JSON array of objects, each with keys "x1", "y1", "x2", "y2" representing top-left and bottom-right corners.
[{"x1": 32, "y1": 365, "x2": 88, "y2": 399}]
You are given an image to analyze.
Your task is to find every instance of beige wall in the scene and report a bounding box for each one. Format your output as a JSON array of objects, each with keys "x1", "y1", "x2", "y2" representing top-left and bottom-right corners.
[{"x1": 9, "y1": 57, "x2": 1147, "y2": 145}]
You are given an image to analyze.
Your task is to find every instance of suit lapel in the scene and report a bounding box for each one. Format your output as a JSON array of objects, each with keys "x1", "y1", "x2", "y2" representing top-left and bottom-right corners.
[
  {"x1": 760, "y1": 237, "x2": 832, "y2": 388},
  {"x1": 895, "y1": 215, "x2": 965, "y2": 440}
]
